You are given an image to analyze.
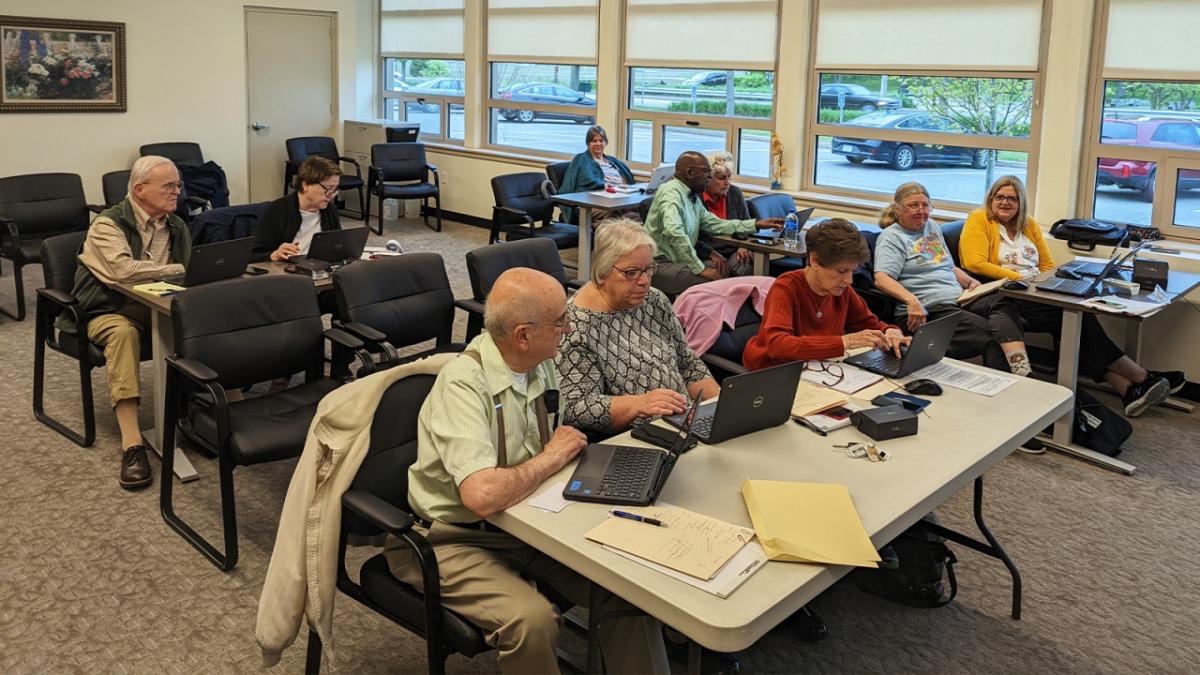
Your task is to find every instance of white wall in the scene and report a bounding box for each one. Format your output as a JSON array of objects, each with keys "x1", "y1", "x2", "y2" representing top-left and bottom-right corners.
[{"x1": 0, "y1": 0, "x2": 375, "y2": 205}]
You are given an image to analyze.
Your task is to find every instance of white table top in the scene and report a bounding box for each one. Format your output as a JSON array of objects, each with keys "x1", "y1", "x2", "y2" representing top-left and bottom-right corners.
[{"x1": 491, "y1": 361, "x2": 1072, "y2": 652}]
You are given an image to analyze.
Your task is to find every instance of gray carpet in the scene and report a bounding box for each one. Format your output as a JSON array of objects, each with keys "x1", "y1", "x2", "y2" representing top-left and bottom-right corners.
[{"x1": 2, "y1": 215, "x2": 1198, "y2": 674}]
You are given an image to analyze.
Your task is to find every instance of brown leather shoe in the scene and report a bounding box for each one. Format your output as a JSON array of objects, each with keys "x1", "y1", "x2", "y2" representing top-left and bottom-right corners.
[{"x1": 119, "y1": 445, "x2": 153, "y2": 490}]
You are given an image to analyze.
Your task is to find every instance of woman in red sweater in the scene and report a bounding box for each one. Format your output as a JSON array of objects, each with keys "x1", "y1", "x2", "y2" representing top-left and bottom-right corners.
[{"x1": 744, "y1": 218, "x2": 908, "y2": 370}]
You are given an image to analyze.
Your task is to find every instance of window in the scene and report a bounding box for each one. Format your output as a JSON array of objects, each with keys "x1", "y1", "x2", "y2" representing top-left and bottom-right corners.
[
  {"x1": 807, "y1": 1, "x2": 1044, "y2": 207},
  {"x1": 380, "y1": 1, "x2": 465, "y2": 143},
  {"x1": 1082, "y1": 1, "x2": 1200, "y2": 238},
  {"x1": 486, "y1": 1, "x2": 598, "y2": 155},
  {"x1": 622, "y1": 1, "x2": 778, "y2": 180}
]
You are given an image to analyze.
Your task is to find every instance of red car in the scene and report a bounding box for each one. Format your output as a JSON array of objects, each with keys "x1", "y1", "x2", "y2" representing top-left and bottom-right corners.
[{"x1": 1097, "y1": 118, "x2": 1200, "y2": 202}]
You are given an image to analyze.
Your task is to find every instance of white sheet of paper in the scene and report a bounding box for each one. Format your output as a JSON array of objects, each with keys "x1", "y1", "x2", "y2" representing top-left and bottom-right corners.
[
  {"x1": 527, "y1": 481, "x2": 575, "y2": 513},
  {"x1": 603, "y1": 538, "x2": 768, "y2": 599},
  {"x1": 1083, "y1": 295, "x2": 1167, "y2": 316},
  {"x1": 905, "y1": 361, "x2": 1016, "y2": 397}
]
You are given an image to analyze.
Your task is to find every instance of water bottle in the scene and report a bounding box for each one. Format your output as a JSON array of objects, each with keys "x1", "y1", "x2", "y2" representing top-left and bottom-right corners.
[{"x1": 782, "y1": 209, "x2": 800, "y2": 250}]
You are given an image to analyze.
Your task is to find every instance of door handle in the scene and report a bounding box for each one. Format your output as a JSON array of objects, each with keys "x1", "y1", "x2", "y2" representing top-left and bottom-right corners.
[{"x1": 251, "y1": 121, "x2": 270, "y2": 131}]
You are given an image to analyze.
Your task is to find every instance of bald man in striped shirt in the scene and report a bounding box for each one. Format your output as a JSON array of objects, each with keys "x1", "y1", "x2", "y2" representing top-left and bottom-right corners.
[{"x1": 58, "y1": 156, "x2": 192, "y2": 490}]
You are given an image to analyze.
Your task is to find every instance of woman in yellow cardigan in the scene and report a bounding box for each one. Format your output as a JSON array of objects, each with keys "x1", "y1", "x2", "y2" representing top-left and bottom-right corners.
[{"x1": 960, "y1": 176, "x2": 1182, "y2": 417}]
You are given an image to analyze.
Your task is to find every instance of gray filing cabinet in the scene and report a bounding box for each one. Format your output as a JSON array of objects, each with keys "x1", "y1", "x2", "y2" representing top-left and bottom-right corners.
[{"x1": 342, "y1": 119, "x2": 422, "y2": 217}]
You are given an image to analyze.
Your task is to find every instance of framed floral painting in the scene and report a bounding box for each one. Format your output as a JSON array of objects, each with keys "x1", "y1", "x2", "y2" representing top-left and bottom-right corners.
[{"x1": 1, "y1": 15, "x2": 126, "y2": 112}]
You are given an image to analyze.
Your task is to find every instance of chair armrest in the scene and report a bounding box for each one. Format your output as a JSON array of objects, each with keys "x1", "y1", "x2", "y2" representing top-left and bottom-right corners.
[
  {"x1": 1, "y1": 217, "x2": 18, "y2": 252},
  {"x1": 342, "y1": 489, "x2": 415, "y2": 536},
  {"x1": 540, "y1": 179, "x2": 557, "y2": 201},
  {"x1": 701, "y1": 353, "x2": 748, "y2": 377},
  {"x1": 338, "y1": 155, "x2": 363, "y2": 178},
  {"x1": 455, "y1": 297, "x2": 485, "y2": 316},
  {"x1": 167, "y1": 355, "x2": 220, "y2": 383},
  {"x1": 339, "y1": 321, "x2": 387, "y2": 343},
  {"x1": 88, "y1": 204, "x2": 106, "y2": 214},
  {"x1": 427, "y1": 164, "x2": 439, "y2": 187},
  {"x1": 493, "y1": 205, "x2": 534, "y2": 224},
  {"x1": 37, "y1": 287, "x2": 78, "y2": 307},
  {"x1": 426, "y1": 163, "x2": 438, "y2": 174},
  {"x1": 324, "y1": 326, "x2": 364, "y2": 351}
]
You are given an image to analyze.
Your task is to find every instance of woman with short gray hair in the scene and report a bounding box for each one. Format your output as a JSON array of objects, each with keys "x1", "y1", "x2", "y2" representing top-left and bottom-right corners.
[{"x1": 557, "y1": 218, "x2": 719, "y2": 434}]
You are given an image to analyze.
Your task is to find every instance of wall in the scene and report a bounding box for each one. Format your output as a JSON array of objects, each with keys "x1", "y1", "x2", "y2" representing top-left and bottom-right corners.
[{"x1": 0, "y1": 0, "x2": 375, "y2": 205}]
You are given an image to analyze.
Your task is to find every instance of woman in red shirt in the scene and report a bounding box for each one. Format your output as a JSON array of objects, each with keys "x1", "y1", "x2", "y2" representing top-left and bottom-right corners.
[{"x1": 743, "y1": 218, "x2": 909, "y2": 370}]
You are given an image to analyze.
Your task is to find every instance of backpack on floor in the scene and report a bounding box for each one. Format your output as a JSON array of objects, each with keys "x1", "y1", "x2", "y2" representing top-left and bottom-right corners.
[
  {"x1": 854, "y1": 525, "x2": 957, "y2": 608},
  {"x1": 1073, "y1": 389, "x2": 1132, "y2": 457}
]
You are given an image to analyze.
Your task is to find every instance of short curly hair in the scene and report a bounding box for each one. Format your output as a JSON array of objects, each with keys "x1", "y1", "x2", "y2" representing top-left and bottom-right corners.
[{"x1": 805, "y1": 218, "x2": 869, "y2": 267}]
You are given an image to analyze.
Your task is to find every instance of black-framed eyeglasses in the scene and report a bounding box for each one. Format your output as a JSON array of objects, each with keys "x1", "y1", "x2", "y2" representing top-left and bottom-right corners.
[
  {"x1": 612, "y1": 264, "x2": 658, "y2": 281},
  {"x1": 991, "y1": 194, "x2": 1019, "y2": 204},
  {"x1": 804, "y1": 360, "x2": 844, "y2": 387},
  {"x1": 318, "y1": 182, "x2": 340, "y2": 196}
]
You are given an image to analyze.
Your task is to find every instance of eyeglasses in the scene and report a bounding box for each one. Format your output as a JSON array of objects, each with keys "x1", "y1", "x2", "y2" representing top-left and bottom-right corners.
[
  {"x1": 612, "y1": 264, "x2": 658, "y2": 281},
  {"x1": 991, "y1": 194, "x2": 1019, "y2": 204},
  {"x1": 901, "y1": 201, "x2": 931, "y2": 212},
  {"x1": 804, "y1": 360, "x2": 844, "y2": 388},
  {"x1": 318, "y1": 182, "x2": 340, "y2": 196},
  {"x1": 157, "y1": 181, "x2": 184, "y2": 192},
  {"x1": 522, "y1": 315, "x2": 571, "y2": 330}
]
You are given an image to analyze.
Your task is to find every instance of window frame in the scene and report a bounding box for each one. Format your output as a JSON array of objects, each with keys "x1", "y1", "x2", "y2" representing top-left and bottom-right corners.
[
  {"x1": 483, "y1": 59, "x2": 599, "y2": 157},
  {"x1": 380, "y1": 58, "x2": 466, "y2": 144},
  {"x1": 619, "y1": 67, "x2": 777, "y2": 183}
]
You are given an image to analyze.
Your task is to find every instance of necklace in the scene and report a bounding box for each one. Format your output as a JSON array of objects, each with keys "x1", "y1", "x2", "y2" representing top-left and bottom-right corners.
[{"x1": 815, "y1": 294, "x2": 830, "y2": 319}]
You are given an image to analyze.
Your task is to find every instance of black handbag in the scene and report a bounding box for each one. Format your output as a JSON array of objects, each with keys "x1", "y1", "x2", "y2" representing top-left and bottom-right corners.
[{"x1": 1049, "y1": 218, "x2": 1128, "y2": 252}]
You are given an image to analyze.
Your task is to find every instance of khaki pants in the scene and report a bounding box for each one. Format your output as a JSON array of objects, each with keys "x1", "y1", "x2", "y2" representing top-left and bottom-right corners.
[
  {"x1": 86, "y1": 312, "x2": 144, "y2": 407},
  {"x1": 386, "y1": 522, "x2": 669, "y2": 674}
]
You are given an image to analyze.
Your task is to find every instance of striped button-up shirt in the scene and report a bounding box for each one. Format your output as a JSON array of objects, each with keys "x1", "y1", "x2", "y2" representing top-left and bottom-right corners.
[{"x1": 78, "y1": 197, "x2": 184, "y2": 286}]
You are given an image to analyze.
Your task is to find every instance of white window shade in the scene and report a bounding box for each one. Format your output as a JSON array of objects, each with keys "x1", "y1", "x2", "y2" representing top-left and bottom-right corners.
[
  {"x1": 380, "y1": 0, "x2": 464, "y2": 57},
  {"x1": 1105, "y1": 0, "x2": 1200, "y2": 77},
  {"x1": 487, "y1": 0, "x2": 598, "y2": 62},
  {"x1": 816, "y1": 0, "x2": 1042, "y2": 71},
  {"x1": 625, "y1": 0, "x2": 778, "y2": 69}
]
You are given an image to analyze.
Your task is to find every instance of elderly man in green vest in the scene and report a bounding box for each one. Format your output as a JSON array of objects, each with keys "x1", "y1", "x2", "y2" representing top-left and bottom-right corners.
[{"x1": 58, "y1": 156, "x2": 192, "y2": 489}]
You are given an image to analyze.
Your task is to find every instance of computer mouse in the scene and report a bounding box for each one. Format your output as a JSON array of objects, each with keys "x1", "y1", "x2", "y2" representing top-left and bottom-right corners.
[
  {"x1": 904, "y1": 378, "x2": 943, "y2": 396},
  {"x1": 1002, "y1": 279, "x2": 1028, "y2": 291},
  {"x1": 732, "y1": 231, "x2": 749, "y2": 241},
  {"x1": 1055, "y1": 268, "x2": 1082, "y2": 280}
]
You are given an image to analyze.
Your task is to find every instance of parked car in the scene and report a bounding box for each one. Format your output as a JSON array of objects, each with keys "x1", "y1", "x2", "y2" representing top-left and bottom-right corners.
[
  {"x1": 497, "y1": 82, "x2": 595, "y2": 123},
  {"x1": 1096, "y1": 118, "x2": 1200, "y2": 201},
  {"x1": 405, "y1": 77, "x2": 464, "y2": 96},
  {"x1": 684, "y1": 71, "x2": 727, "y2": 87},
  {"x1": 831, "y1": 110, "x2": 988, "y2": 171},
  {"x1": 819, "y1": 83, "x2": 901, "y2": 112}
]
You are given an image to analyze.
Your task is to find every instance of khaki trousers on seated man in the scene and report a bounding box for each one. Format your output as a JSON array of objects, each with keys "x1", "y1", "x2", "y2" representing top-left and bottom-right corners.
[{"x1": 386, "y1": 268, "x2": 669, "y2": 674}]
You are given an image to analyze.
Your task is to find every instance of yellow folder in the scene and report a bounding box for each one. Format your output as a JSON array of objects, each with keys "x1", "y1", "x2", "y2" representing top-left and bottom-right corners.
[{"x1": 741, "y1": 479, "x2": 880, "y2": 568}]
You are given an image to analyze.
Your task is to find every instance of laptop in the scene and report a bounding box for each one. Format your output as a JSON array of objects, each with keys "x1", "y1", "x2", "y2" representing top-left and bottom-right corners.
[
  {"x1": 664, "y1": 360, "x2": 806, "y2": 444},
  {"x1": 843, "y1": 311, "x2": 963, "y2": 377},
  {"x1": 562, "y1": 395, "x2": 702, "y2": 506},
  {"x1": 642, "y1": 164, "x2": 676, "y2": 193},
  {"x1": 1035, "y1": 242, "x2": 1147, "y2": 297},
  {"x1": 1056, "y1": 241, "x2": 1147, "y2": 278},
  {"x1": 158, "y1": 237, "x2": 255, "y2": 287},
  {"x1": 289, "y1": 227, "x2": 370, "y2": 273},
  {"x1": 756, "y1": 207, "x2": 815, "y2": 240}
]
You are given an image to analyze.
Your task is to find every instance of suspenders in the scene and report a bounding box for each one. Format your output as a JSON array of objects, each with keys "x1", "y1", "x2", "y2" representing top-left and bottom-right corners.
[{"x1": 460, "y1": 350, "x2": 551, "y2": 468}]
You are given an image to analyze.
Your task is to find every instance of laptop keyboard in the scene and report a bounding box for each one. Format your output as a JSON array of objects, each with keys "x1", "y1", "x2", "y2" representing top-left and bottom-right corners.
[
  {"x1": 1038, "y1": 277, "x2": 1093, "y2": 296},
  {"x1": 691, "y1": 414, "x2": 714, "y2": 439},
  {"x1": 596, "y1": 447, "x2": 660, "y2": 498},
  {"x1": 159, "y1": 274, "x2": 186, "y2": 286},
  {"x1": 854, "y1": 352, "x2": 903, "y2": 376},
  {"x1": 1068, "y1": 261, "x2": 1108, "y2": 276}
]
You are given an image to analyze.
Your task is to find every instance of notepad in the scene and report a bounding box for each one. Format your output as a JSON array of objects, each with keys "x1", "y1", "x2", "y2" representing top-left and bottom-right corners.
[
  {"x1": 800, "y1": 362, "x2": 882, "y2": 395},
  {"x1": 132, "y1": 281, "x2": 185, "y2": 296},
  {"x1": 585, "y1": 504, "x2": 755, "y2": 580},
  {"x1": 957, "y1": 278, "x2": 1006, "y2": 305},
  {"x1": 791, "y1": 379, "x2": 847, "y2": 418},
  {"x1": 741, "y1": 479, "x2": 880, "y2": 568}
]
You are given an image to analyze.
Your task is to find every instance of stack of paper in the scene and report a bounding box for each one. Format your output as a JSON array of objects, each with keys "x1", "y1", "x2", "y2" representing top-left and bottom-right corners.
[
  {"x1": 801, "y1": 362, "x2": 882, "y2": 395},
  {"x1": 791, "y1": 379, "x2": 847, "y2": 417},
  {"x1": 905, "y1": 361, "x2": 1016, "y2": 396},
  {"x1": 585, "y1": 504, "x2": 755, "y2": 580},
  {"x1": 741, "y1": 479, "x2": 880, "y2": 568},
  {"x1": 132, "y1": 281, "x2": 185, "y2": 296}
]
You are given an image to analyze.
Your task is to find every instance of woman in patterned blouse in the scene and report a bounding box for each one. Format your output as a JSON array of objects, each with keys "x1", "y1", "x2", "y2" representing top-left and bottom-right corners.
[{"x1": 556, "y1": 218, "x2": 721, "y2": 434}]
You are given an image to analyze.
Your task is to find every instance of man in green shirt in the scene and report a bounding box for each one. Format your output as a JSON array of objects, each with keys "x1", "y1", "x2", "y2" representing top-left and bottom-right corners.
[
  {"x1": 643, "y1": 151, "x2": 782, "y2": 296},
  {"x1": 387, "y1": 268, "x2": 669, "y2": 674}
]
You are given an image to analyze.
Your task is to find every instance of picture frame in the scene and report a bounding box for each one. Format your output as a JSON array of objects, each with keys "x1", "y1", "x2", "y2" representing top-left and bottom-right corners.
[{"x1": 1, "y1": 15, "x2": 126, "y2": 113}]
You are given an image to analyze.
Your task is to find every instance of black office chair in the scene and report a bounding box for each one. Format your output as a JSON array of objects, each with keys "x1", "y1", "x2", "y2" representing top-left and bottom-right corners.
[
  {"x1": 333, "y1": 253, "x2": 465, "y2": 369},
  {"x1": 545, "y1": 161, "x2": 570, "y2": 193},
  {"x1": 0, "y1": 173, "x2": 92, "y2": 321},
  {"x1": 489, "y1": 173, "x2": 579, "y2": 250},
  {"x1": 139, "y1": 141, "x2": 205, "y2": 167},
  {"x1": 385, "y1": 125, "x2": 421, "y2": 143},
  {"x1": 369, "y1": 142, "x2": 442, "y2": 235},
  {"x1": 850, "y1": 229, "x2": 898, "y2": 319},
  {"x1": 637, "y1": 196, "x2": 654, "y2": 223},
  {"x1": 747, "y1": 193, "x2": 805, "y2": 275},
  {"x1": 159, "y1": 275, "x2": 366, "y2": 570},
  {"x1": 32, "y1": 232, "x2": 152, "y2": 446},
  {"x1": 305, "y1": 367, "x2": 492, "y2": 674},
  {"x1": 456, "y1": 238, "x2": 576, "y2": 340},
  {"x1": 700, "y1": 299, "x2": 762, "y2": 381},
  {"x1": 283, "y1": 136, "x2": 366, "y2": 220},
  {"x1": 101, "y1": 170, "x2": 132, "y2": 207}
]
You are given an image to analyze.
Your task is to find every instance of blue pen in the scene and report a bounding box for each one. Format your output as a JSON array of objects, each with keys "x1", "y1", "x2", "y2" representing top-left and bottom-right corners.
[{"x1": 610, "y1": 510, "x2": 667, "y2": 527}]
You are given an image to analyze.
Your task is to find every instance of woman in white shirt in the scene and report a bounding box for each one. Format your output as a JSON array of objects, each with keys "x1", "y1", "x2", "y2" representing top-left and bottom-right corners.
[{"x1": 252, "y1": 156, "x2": 343, "y2": 263}]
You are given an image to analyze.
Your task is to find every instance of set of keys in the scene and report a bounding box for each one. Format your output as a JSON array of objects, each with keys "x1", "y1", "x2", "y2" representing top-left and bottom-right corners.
[{"x1": 832, "y1": 442, "x2": 889, "y2": 462}]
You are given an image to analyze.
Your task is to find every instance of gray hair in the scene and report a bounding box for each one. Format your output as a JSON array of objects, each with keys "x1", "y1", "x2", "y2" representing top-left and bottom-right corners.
[
  {"x1": 705, "y1": 150, "x2": 735, "y2": 177},
  {"x1": 128, "y1": 155, "x2": 177, "y2": 193},
  {"x1": 483, "y1": 268, "x2": 559, "y2": 338},
  {"x1": 591, "y1": 218, "x2": 657, "y2": 284},
  {"x1": 879, "y1": 181, "x2": 930, "y2": 228}
]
